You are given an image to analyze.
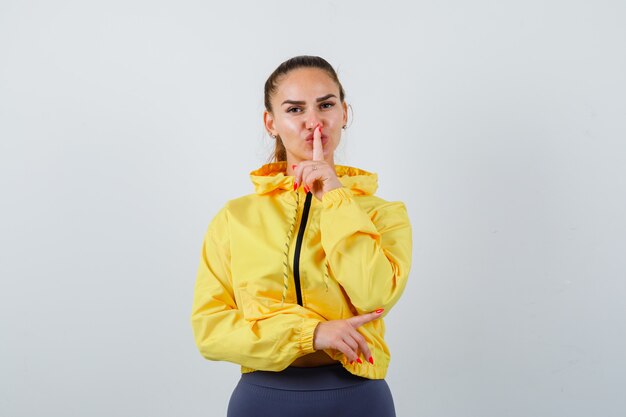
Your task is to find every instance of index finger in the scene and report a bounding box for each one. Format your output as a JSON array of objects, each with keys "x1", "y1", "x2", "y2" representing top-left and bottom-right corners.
[
  {"x1": 313, "y1": 125, "x2": 323, "y2": 161},
  {"x1": 347, "y1": 309, "x2": 383, "y2": 328}
]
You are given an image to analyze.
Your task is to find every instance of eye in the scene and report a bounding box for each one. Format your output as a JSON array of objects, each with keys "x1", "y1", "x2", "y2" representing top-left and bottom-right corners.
[
  {"x1": 320, "y1": 102, "x2": 335, "y2": 109},
  {"x1": 286, "y1": 107, "x2": 302, "y2": 113}
]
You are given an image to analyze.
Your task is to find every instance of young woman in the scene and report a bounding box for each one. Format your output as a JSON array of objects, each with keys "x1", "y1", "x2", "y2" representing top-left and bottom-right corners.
[{"x1": 191, "y1": 55, "x2": 412, "y2": 417}]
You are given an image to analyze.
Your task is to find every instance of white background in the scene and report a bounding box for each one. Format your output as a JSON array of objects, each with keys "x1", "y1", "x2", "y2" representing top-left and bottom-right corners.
[{"x1": 1, "y1": 1, "x2": 625, "y2": 416}]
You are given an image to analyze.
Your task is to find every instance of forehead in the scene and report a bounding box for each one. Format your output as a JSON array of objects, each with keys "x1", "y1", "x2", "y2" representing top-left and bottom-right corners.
[{"x1": 274, "y1": 68, "x2": 339, "y2": 99}]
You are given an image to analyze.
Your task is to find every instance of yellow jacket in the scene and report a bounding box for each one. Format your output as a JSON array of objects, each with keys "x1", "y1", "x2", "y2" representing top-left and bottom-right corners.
[{"x1": 190, "y1": 161, "x2": 412, "y2": 379}]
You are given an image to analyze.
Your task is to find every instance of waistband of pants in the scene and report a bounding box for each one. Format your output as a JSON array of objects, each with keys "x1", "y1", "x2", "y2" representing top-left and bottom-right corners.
[{"x1": 240, "y1": 363, "x2": 371, "y2": 391}]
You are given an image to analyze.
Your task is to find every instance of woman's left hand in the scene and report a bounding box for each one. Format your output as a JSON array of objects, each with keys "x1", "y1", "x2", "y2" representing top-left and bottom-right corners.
[{"x1": 293, "y1": 125, "x2": 343, "y2": 201}]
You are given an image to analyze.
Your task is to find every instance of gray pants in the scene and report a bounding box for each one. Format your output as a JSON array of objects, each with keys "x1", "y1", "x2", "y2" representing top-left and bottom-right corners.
[{"x1": 227, "y1": 363, "x2": 396, "y2": 417}]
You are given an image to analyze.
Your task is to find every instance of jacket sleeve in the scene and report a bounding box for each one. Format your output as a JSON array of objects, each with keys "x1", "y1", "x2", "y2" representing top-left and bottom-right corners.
[
  {"x1": 190, "y1": 206, "x2": 324, "y2": 371},
  {"x1": 320, "y1": 187, "x2": 412, "y2": 315}
]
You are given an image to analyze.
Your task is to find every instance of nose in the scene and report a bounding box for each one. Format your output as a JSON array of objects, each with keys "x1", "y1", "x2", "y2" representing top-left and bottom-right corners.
[
  {"x1": 306, "y1": 118, "x2": 323, "y2": 130},
  {"x1": 305, "y1": 112, "x2": 323, "y2": 130}
]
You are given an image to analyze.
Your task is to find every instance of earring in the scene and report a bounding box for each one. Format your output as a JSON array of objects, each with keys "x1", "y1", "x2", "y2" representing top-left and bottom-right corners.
[
  {"x1": 270, "y1": 133, "x2": 277, "y2": 138},
  {"x1": 342, "y1": 125, "x2": 347, "y2": 129}
]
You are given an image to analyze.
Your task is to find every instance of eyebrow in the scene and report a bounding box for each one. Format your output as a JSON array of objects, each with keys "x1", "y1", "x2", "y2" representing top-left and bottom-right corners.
[{"x1": 281, "y1": 94, "x2": 337, "y2": 106}]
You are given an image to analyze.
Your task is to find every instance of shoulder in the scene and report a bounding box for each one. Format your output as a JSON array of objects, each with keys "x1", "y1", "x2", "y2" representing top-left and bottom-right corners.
[
  {"x1": 209, "y1": 192, "x2": 281, "y2": 226},
  {"x1": 355, "y1": 192, "x2": 409, "y2": 217},
  {"x1": 323, "y1": 187, "x2": 410, "y2": 225},
  {"x1": 223, "y1": 192, "x2": 276, "y2": 214}
]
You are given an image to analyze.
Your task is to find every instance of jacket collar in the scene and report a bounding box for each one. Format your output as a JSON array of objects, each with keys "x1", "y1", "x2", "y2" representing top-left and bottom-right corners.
[{"x1": 249, "y1": 161, "x2": 378, "y2": 196}]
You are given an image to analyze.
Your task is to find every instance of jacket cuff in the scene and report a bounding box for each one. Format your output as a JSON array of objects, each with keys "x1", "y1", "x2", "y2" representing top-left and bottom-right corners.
[
  {"x1": 299, "y1": 318, "x2": 320, "y2": 354},
  {"x1": 322, "y1": 187, "x2": 354, "y2": 208}
]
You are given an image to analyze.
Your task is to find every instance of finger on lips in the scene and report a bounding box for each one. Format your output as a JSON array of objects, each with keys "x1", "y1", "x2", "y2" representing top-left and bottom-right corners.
[
  {"x1": 313, "y1": 124, "x2": 323, "y2": 162},
  {"x1": 291, "y1": 124, "x2": 323, "y2": 193}
]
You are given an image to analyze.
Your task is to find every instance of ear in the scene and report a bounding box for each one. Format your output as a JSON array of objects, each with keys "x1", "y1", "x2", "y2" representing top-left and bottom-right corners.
[
  {"x1": 263, "y1": 111, "x2": 276, "y2": 135},
  {"x1": 342, "y1": 101, "x2": 348, "y2": 127}
]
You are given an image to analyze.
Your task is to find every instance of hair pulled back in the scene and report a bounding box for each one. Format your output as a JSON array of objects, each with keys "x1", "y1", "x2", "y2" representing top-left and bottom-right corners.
[{"x1": 264, "y1": 55, "x2": 346, "y2": 162}]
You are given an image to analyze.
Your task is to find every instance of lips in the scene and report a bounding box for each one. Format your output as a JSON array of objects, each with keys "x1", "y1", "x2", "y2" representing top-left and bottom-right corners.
[
  {"x1": 306, "y1": 135, "x2": 329, "y2": 146},
  {"x1": 305, "y1": 132, "x2": 327, "y2": 140},
  {"x1": 305, "y1": 130, "x2": 328, "y2": 142}
]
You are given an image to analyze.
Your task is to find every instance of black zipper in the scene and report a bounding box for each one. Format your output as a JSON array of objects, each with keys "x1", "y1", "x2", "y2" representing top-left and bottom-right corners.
[{"x1": 293, "y1": 191, "x2": 313, "y2": 306}]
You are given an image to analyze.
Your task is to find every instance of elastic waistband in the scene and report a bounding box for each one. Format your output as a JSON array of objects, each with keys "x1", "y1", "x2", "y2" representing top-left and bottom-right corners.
[{"x1": 240, "y1": 363, "x2": 370, "y2": 391}]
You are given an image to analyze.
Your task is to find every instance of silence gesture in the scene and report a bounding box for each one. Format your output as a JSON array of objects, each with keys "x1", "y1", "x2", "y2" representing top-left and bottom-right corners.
[{"x1": 293, "y1": 124, "x2": 343, "y2": 201}]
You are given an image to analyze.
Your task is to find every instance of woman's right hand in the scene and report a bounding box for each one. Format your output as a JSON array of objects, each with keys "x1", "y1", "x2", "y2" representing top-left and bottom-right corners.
[{"x1": 312, "y1": 309, "x2": 384, "y2": 364}]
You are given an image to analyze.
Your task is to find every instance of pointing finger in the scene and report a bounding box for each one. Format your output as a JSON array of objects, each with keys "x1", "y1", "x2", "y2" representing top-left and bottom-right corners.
[{"x1": 347, "y1": 308, "x2": 384, "y2": 328}]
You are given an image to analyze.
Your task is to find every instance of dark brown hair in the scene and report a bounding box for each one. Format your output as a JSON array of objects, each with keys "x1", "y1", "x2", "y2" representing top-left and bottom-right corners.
[{"x1": 264, "y1": 55, "x2": 346, "y2": 162}]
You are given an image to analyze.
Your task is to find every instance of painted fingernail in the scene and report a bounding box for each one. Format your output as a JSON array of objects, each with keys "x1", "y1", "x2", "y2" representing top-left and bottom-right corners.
[
  {"x1": 292, "y1": 164, "x2": 297, "y2": 170},
  {"x1": 304, "y1": 185, "x2": 309, "y2": 193},
  {"x1": 375, "y1": 308, "x2": 384, "y2": 314},
  {"x1": 293, "y1": 182, "x2": 298, "y2": 191},
  {"x1": 356, "y1": 358, "x2": 363, "y2": 364},
  {"x1": 349, "y1": 360, "x2": 354, "y2": 364},
  {"x1": 369, "y1": 356, "x2": 374, "y2": 365}
]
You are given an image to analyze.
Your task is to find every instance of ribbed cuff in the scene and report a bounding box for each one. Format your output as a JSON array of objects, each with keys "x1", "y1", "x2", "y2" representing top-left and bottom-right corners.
[
  {"x1": 299, "y1": 318, "x2": 320, "y2": 354},
  {"x1": 322, "y1": 187, "x2": 354, "y2": 208}
]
